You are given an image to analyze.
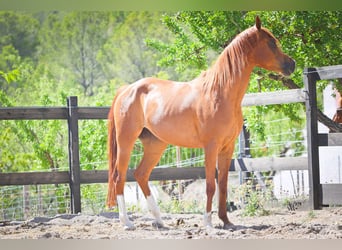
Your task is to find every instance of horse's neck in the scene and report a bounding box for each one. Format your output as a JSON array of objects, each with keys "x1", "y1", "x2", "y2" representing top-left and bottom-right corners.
[
  {"x1": 194, "y1": 53, "x2": 254, "y2": 108},
  {"x1": 221, "y1": 66, "x2": 253, "y2": 105}
]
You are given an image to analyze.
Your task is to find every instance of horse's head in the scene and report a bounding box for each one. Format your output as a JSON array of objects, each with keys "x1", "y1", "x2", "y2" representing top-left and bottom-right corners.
[{"x1": 251, "y1": 16, "x2": 295, "y2": 76}]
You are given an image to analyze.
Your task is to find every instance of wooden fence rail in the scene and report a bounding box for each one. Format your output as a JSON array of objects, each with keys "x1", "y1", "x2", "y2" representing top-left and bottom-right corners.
[
  {"x1": 0, "y1": 157, "x2": 308, "y2": 186},
  {"x1": 0, "y1": 90, "x2": 307, "y2": 214},
  {"x1": 0, "y1": 89, "x2": 306, "y2": 121},
  {"x1": 0, "y1": 106, "x2": 108, "y2": 120}
]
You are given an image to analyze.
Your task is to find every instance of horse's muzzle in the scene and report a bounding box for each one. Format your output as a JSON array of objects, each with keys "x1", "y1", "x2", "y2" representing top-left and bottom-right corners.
[{"x1": 282, "y1": 57, "x2": 296, "y2": 76}]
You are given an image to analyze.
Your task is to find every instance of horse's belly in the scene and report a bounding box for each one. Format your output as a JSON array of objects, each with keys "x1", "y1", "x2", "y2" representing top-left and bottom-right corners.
[{"x1": 146, "y1": 123, "x2": 202, "y2": 148}]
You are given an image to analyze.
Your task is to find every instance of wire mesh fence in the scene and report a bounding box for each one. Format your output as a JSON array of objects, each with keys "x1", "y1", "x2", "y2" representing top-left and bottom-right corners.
[
  {"x1": 0, "y1": 171, "x2": 310, "y2": 221},
  {"x1": 0, "y1": 184, "x2": 71, "y2": 221}
]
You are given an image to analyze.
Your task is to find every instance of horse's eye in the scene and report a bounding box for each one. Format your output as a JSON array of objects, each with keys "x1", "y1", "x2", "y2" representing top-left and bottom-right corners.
[{"x1": 268, "y1": 39, "x2": 278, "y2": 51}]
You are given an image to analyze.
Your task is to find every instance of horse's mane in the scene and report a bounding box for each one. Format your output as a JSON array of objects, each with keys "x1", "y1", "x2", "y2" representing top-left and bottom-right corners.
[{"x1": 200, "y1": 25, "x2": 263, "y2": 96}]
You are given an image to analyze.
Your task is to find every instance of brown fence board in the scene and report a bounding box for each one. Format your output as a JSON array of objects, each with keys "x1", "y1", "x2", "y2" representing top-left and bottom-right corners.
[
  {"x1": 77, "y1": 107, "x2": 109, "y2": 119},
  {"x1": 79, "y1": 167, "x2": 207, "y2": 184},
  {"x1": 0, "y1": 107, "x2": 67, "y2": 120},
  {"x1": 0, "y1": 171, "x2": 70, "y2": 185},
  {"x1": 0, "y1": 107, "x2": 110, "y2": 120},
  {"x1": 0, "y1": 156, "x2": 307, "y2": 186},
  {"x1": 0, "y1": 168, "x2": 206, "y2": 186}
]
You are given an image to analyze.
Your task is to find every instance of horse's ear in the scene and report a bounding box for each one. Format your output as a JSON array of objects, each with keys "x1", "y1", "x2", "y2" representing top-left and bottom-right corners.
[{"x1": 255, "y1": 16, "x2": 261, "y2": 30}]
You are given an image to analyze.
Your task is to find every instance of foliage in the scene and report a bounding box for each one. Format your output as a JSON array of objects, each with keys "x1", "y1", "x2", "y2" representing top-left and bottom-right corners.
[
  {"x1": 307, "y1": 210, "x2": 317, "y2": 219},
  {"x1": 149, "y1": 11, "x2": 342, "y2": 87},
  {"x1": 235, "y1": 179, "x2": 274, "y2": 217},
  {"x1": 158, "y1": 198, "x2": 204, "y2": 214},
  {"x1": 36, "y1": 12, "x2": 114, "y2": 96},
  {"x1": 147, "y1": 11, "x2": 247, "y2": 76},
  {"x1": 79, "y1": 120, "x2": 107, "y2": 171},
  {"x1": 98, "y1": 12, "x2": 177, "y2": 83},
  {"x1": 81, "y1": 184, "x2": 107, "y2": 214},
  {"x1": 0, "y1": 11, "x2": 39, "y2": 59}
]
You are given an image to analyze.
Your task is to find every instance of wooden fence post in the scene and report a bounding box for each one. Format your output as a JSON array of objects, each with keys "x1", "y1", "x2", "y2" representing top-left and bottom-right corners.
[
  {"x1": 67, "y1": 96, "x2": 81, "y2": 214},
  {"x1": 304, "y1": 68, "x2": 321, "y2": 210}
]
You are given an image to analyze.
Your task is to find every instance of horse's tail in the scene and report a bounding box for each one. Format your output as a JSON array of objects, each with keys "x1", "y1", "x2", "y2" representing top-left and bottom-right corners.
[{"x1": 106, "y1": 97, "x2": 118, "y2": 208}]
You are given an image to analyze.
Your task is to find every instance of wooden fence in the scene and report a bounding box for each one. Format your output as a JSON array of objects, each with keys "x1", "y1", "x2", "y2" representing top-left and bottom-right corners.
[
  {"x1": 0, "y1": 91, "x2": 307, "y2": 214},
  {"x1": 1, "y1": 66, "x2": 342, "y2": 213}
]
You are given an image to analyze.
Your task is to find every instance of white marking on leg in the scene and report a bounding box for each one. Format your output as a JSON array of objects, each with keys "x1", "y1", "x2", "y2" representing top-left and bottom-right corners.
[
  {"x1": 146, "y1": 195, "x2": 164, "y2": 227},
  {"x1": 203, "y1": 211, "x2": 213, "y2": 228},
  {"x1": 117, "y1": 195, "x2": 135, "y2": 230}
]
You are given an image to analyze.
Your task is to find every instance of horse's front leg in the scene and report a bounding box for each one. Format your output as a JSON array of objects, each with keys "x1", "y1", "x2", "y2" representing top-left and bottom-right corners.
[
  {"x1": 217, "y1": 144, "x2": 235, "y2": 229},
  {"x1": 203, "y1": 143, "x2": 219, "y2": 228}
]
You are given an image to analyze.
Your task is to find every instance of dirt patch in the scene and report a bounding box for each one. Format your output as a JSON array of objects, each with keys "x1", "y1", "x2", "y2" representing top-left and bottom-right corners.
[{"x1": 1, "y1": 207, "x2": 341, "y2": 239}]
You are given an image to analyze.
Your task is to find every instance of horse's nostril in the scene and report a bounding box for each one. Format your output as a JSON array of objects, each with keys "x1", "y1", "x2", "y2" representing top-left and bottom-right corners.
[
  {"x1": 290, "y1": 58, "x2": 296, "y2": 72},
  {"x1": 282, "y1": 58, "x2": 296, "y2": 76}
]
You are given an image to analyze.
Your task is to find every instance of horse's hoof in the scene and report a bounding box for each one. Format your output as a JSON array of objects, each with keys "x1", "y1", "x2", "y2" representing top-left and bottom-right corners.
[
  {"x1": 152, "y1": 220, "x2": 164, "y2": 229},
  {"x1": 203, "y1": 222, "x2": 213, "y2": 229},
  {"x1": 122, "y1": 220, "x2": 136, "y2": 230},
  {"x1": 222, "y1": 222, "x2": 235, "y2": 230},
  {"x1": 123, "y1": 224, "x2": 136, "y2": 230}
]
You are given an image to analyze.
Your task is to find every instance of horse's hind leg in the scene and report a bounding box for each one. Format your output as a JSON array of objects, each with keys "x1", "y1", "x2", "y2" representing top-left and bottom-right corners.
[
  {"x1": 134, "y1": 129, "x2": 167, "y2": 228},
  {"x1": 115, "y1": 131, "x2": 140, "y2": 230}
]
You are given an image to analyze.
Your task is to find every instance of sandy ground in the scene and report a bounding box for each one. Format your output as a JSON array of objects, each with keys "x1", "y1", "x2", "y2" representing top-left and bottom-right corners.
[{"x1": 1, "y1": 207, "x2": 342, "y2": 239}]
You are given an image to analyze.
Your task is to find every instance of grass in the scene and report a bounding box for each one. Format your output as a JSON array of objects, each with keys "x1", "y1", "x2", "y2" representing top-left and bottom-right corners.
[
  {"x1": 232, "y1": 180, "x2": 274, "y2": 217},
  {"x1": 158, "y1": 199, "x2": 204, "y2": 214},
  {"x1": 307, "y1": 210, "x2": 316, "y2": 219}
]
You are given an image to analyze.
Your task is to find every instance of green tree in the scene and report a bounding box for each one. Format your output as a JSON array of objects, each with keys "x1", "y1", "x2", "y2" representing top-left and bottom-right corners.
[
  {"x1": 150, "y1": 11, "x2": 342, "y2": 80},
  {"x1": 0, "y1": 77, "x2": 67, "y2": 173},
  {"x1": 148, "y1": 11, "x2": 247, "y2": 74},
  {"x1": 0, "y1": 11, "x2": 39, "y2": 59},
  {"x1": 0, "y1": 45, "x2": 22, "y2": 92},
  {"x1": 98, "y1": 12, "x2": 177, "y2": 84},
  {"x1": 37, "y1": 11, "x2": 116, "y2": 96}
]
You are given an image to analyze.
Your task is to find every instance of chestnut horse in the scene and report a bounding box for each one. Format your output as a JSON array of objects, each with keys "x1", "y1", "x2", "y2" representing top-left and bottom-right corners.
[{"x1": 107, "y1": 16, "x2": 295, "y2": 230}]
